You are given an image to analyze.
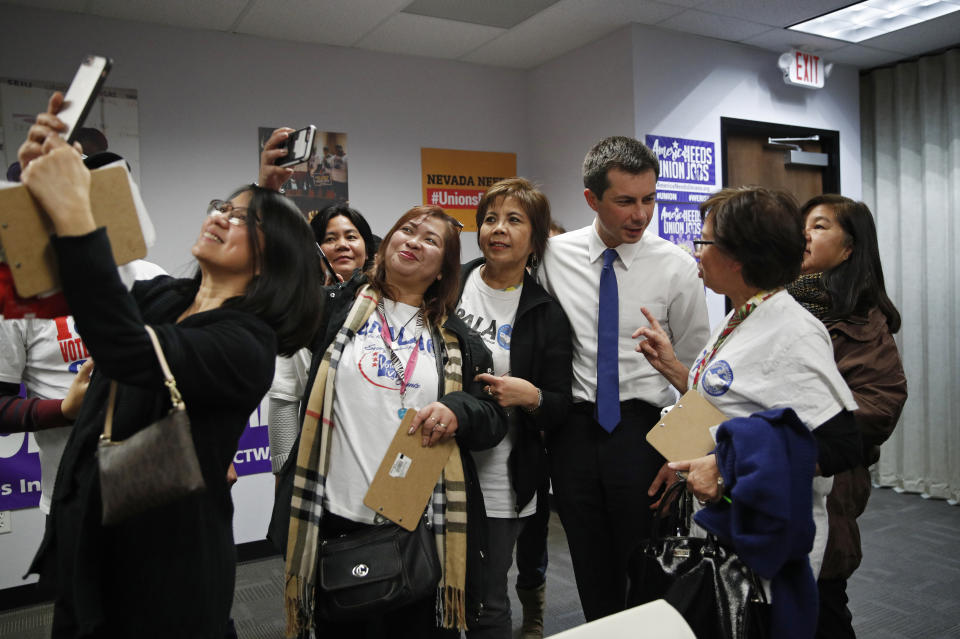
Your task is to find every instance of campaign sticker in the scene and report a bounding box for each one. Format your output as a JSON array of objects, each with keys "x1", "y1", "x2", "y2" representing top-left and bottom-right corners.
[
  {"x1": 496, "y1": 324, "x2": 512, "y2": 350},
  {"x1": 701, "y1": 360, "x2": 733, "y2": 396},
  {"x1": 389, "y1": 453, "x2": 412, "y2": 478}
]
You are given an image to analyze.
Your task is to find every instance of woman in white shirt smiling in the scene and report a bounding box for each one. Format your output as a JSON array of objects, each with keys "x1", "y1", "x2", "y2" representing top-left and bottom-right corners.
[{"x1": 456, "y1": 178, "x2": 572, "y2": 639}]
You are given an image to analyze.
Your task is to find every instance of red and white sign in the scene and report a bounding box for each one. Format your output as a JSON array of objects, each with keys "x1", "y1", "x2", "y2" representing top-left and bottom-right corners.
[{"x1": 779, "y1": 49, "x2": 826, "y2": 89}]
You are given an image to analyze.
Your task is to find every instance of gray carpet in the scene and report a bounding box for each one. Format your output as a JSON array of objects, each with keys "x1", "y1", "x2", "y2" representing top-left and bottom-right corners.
[{"x1": 1, "y1": 487, "x2": 958, "y2": 638}]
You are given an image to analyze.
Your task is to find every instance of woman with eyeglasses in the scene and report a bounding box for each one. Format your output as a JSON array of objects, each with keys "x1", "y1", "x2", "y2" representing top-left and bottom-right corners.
[
  {"x1": 454, "y1": 178, "x2": 571, "y2": 639},
  {"x1": 270, "y1": 205, "x2": 507, "y2": 637},
  {"x1": 633, "y1": 186, "x2": 862, "y2": 638},
  {"x1": 788, "y1": 195, "x2": 906, "y2": 639},
  {"x1": 18, "y1": 93, "x2": 322, "y2": 638}
]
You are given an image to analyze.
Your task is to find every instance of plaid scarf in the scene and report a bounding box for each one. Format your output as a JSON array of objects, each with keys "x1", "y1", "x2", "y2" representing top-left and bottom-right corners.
[
  {"x1": 284, "y1": 285, "x2": 468, "y2": 636},
  {"x1": 786, "y1": 273, "x2": 832, "y2": 321}
]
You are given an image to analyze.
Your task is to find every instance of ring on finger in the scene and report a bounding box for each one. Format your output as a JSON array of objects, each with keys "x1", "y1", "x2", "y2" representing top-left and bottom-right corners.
[{"x1": 435, "y1": 423, "x2": 446, "y2": 430}]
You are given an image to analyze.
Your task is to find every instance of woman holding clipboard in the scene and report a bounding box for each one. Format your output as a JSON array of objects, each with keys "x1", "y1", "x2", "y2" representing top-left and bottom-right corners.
[{"x1": 270, "y1": 205, "x2": 506, "y2": 638}]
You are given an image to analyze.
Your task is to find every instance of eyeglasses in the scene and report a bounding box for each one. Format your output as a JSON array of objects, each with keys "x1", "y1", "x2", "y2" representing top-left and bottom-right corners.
[
  {"x1": 207, "y1": 199, "x2": 253, "y2": 226},
  {"x1": 692, "y1": 239, "x2": 715, "y2": 250}
]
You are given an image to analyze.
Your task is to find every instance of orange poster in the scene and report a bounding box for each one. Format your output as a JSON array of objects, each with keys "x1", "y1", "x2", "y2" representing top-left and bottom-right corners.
[{"x1": 421, "y1": 148, "x2": 517, "y2": 231}]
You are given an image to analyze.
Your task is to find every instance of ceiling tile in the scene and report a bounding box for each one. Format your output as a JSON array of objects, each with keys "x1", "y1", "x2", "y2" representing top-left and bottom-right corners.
[
  {"x1": 355, "y1": 12, "x2": 505, "y2": 59},
  {"x1": 657, "y1": 8, "x2": 773, "y2": 41},
  {"x1": 742, "y1": 27, "x2": 850, "y2": 55},
  {"x1": 87, "y1": 0, "x2": 247, "y2": 31},
  {"x1": 235, "y1": 0, "x2": 409, "y2": 48},
  {"x1": 825, "y1": 44, "x2": 912, "y2": 68},
  {"x1": 402, "y1": 0, "x2": 562, "y2": 29},
  {"x1": 462, "y1": 0, "x2": 685, "y2": 68},
  {"x1": 1, "y1": 0, "x2": 87, "y2": 11},
  {"x1": 693, "y1": 0, "x2": 853, "y2": 28}
]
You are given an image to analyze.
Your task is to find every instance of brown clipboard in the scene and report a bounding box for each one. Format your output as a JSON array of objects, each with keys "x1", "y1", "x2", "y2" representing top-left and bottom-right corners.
[
  {"x1": 646, "y1": 389, "x2": 728, "y2": 462},
  {"x1": 0, "y1": 164, "x2": 146, "y2": 297},
  {"x1": 363, "y1": 409, "x2": 456, "y2": 531}
]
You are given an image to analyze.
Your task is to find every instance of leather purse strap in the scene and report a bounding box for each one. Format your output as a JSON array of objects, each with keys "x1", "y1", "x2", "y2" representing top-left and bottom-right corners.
[{"x1": 101, "y1": 325, "x2": 185, "y2": 443}]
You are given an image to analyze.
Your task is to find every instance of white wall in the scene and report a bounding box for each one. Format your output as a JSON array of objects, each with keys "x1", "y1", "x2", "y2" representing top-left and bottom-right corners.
[{"x1": 526, "y1": 26, "x2": 636, "y2": 230}]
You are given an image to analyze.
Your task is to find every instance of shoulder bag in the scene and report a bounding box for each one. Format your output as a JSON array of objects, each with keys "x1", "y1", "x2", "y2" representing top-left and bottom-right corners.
[
  {"x1": 97, "y1": 325, "x2": 206, "y2": 526},
  {"x1": 627, "y1": 479, "x2": 768, "y2": 639},
  {"x1": 315, "y1": 513, "x2": 441, "y2": 620}
]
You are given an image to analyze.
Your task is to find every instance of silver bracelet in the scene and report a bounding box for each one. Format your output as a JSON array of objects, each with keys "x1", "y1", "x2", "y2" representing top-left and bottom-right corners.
[{"x1": 522, "y1": 387, "x2": 543, "y2": 415}]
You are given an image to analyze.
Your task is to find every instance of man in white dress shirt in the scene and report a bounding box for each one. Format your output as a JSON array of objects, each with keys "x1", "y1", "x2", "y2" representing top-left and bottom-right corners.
[{"x1": 537, "y1": 136, "x2": 709, "y2": 621}]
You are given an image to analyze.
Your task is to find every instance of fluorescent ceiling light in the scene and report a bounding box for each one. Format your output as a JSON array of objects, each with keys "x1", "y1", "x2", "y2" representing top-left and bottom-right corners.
[{"x1": 789, "y1": 0, "x2": 960, "y2": 43}]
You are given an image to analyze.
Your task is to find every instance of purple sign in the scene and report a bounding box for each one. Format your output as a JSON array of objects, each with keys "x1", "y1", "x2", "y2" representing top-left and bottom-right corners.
[
  {"x1": 0, "y1": 402, "x2": 272, "y2": 511},
  {"x1": 645, "y1": 135, "x2": 716, "y2": 189},
  {"x1": 233, "y1": 403, "x2": 272, "y2": 477},
  {"x1": 0, "y1": 432, "x2": 43, "y2": 510},
  {"x1": 657, "y1": 202, "x2": 703, "y2": 259}
]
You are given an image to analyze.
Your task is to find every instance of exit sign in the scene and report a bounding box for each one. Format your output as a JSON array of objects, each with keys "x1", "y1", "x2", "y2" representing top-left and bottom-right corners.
[{"x1": 780, "y1": 49, "x2": 826, "y2": 89}]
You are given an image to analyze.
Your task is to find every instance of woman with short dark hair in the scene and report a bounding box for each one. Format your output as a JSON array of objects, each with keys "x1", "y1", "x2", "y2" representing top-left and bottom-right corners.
[
  {"x1": 271, "y1": 205, "x2": 507, "y2": 638},
  {"x1": 455, "y1": 178, "x2": 572, "y2": 638},
  {"x1": 789, "y1": 194, "x2": 907, "y2": 639},
  {"x1": 310, "y1": 203, "x2": 377, "y2": 283},
  {"x1": 634, "y1": 186, "x2": 862, "y2": 638},
  {"x1": 19, "y1": 93, "x2": 322, "y2": 637}
]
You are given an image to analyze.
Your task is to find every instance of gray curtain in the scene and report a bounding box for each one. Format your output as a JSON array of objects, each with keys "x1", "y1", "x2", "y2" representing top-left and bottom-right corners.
[{"x1": 860, "y1": 48, "x2": 960, "y2": 504}]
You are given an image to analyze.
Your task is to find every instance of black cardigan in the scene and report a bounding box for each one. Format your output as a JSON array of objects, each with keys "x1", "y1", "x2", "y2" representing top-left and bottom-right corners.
[
  {"x1": 458, "y1": 259, "x2": 573, "y2": 510},
  {"x1": 31, "y1": 229, "x2": 276, "y2": 638},
  {"x1": 268, "y1": 275, "x2": 507, "y2": 628}
]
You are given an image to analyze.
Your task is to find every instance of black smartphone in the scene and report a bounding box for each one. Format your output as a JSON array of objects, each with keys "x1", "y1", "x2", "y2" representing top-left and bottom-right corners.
[
  {"x1": 275, "y1": 125, "x2": 317, "y2": 167},
  {"x1": 59, "y1": 55, "x2": 113, "y2": 145}
]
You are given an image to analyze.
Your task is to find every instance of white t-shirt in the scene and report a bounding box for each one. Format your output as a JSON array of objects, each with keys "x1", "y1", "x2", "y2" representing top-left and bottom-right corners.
[
  {"x1": 689, "y1": 290, "x2": 858, "y2": 576},
  {"x1": 455, "y1": 268, "x2": 535, "y2": 518},
  {"x1": 324, "y1": 300, "x2": 440, "y2": 524},
  {"x1": 537, "y1": 223, "x2": 709, "y2": 407},
  {"x1": 0, "y1": 316, "x2": 81, "y2": 514},
  {"x1": 0, "y1": 259, "x2": 166, "y2": 514}
]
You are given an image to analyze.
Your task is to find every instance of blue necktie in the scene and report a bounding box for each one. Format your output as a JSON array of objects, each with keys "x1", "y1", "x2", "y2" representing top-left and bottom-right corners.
[{"x1": 596, "y1": 248, "x2": 620, "y2": 432}]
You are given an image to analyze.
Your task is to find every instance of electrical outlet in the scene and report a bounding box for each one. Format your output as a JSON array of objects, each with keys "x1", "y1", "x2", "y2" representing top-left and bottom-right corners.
[{"x1": 0, "y1": 511, "x2": 11, "y2": 534}]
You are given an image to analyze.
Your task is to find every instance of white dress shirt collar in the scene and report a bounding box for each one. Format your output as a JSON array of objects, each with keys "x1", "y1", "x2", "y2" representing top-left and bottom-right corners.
[{"x1": 588, "y1": 220, "x2": 645, "y2": 270}]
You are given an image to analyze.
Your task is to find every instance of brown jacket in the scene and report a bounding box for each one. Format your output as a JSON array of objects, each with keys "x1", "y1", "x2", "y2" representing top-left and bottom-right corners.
[{"x1": 820, "y1": 307, "x2": 907, "y2": 580}]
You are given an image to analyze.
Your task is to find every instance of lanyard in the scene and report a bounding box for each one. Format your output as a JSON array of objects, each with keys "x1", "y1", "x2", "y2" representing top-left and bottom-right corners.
[{"x1": 376, "y1": 302, "x2": 425, "y2": 412}]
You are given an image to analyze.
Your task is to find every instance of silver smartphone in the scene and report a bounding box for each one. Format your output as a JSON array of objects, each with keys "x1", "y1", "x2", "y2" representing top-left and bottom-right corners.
[
  {"x1": 59, "y1": 55, "x2": 113, "y2": 145},
  {"x1": 275, "y1": 125, "x2": 317, "y2": 167}
]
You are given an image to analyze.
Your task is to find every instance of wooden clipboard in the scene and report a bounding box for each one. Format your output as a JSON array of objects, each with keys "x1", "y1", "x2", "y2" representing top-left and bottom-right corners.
[
  {"x1": 363, "y1": 409, "x2": 456, "y2": 531},
  {"x1": 646, "y1": 389, "x2": 728, "y2": 462},
  {"x1": 0, "y1": 164, "x2": 146, "y2": 297}
]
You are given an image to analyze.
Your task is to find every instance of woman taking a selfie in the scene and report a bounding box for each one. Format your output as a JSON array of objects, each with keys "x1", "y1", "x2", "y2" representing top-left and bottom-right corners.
[
  {"x1": 271, "y1": 205, "x2": 507, "y2": 638},
  {"x1": 789, "y1": 195, "x2": 907, "y2": 639},
  {"x1": 455, "y1": 178, "x2": 571, "y2": 638},
  {"x1": 20, "y1": 93, "x2": 322, "y2": 638}
]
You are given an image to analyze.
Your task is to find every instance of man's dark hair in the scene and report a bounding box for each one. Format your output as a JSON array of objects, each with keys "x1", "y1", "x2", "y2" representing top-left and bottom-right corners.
[{"x1": 582, "y1": 136, "x2": 659, "y2": 199}]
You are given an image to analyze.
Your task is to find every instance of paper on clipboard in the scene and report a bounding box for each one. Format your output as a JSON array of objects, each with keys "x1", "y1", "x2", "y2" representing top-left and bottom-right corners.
[
  {"x1": 364, "y1": 409, "x2": 456, "y2": 531},
  {"x1": 646, "y1": 389, "x2": 727, "y2": 462},
  {"x1": 0, "y1": 164, "x2": 147, "y2": 297}
]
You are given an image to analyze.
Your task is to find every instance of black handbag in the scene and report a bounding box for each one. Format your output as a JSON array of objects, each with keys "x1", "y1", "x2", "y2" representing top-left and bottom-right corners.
[
  {"x1": 628, "y1": 479, "x2": 768, "y2": 639},
  {"x1": 97, "y1": 325, "x2": 206, "y2": 526},
  {"x1": 315, "y1": 514, "x2": 441, "y2": 620}
]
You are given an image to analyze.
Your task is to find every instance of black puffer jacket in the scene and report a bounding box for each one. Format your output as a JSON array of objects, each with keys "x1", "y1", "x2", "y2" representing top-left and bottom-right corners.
[{"x1": 458, "y1": 259, "x2": 573, "y2": 511}]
